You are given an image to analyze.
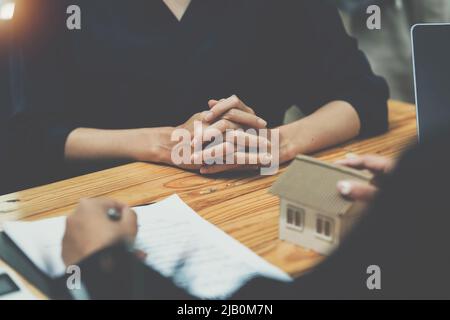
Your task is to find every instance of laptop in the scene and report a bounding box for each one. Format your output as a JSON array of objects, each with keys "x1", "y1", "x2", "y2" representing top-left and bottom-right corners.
[{"x1": 412, "y1": 24, "x2": 450, "y2": 142}]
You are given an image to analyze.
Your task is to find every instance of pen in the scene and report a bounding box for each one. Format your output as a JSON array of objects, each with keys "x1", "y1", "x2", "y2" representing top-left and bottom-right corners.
[{"x1": 133, "y1": 202, "x2": 156, "y2": 208}]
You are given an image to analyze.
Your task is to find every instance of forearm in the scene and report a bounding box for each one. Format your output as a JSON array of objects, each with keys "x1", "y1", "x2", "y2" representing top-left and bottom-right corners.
[
  {"x1": 64, "y1": 127, "x2": 171, "y2": 162},
  {"x1": 281, "y1": 101, "x2": 361, "y2": 156}
]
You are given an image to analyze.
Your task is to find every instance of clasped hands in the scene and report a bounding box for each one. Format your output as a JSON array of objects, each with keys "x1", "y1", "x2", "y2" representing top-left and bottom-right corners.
[{"x1": 173, "y1": 95, "x2": 276, "y2": 174}]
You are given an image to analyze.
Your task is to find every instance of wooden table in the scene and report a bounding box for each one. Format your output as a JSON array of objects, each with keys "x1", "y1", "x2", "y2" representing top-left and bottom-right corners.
[{"x1": 0, "y1": 100, "x2": 417, "y2": 298}]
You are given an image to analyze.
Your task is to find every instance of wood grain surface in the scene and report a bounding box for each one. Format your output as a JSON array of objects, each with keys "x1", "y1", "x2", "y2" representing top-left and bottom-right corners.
[{"x1": 0, "y1": 101, "x2": 417, "y2": 298}]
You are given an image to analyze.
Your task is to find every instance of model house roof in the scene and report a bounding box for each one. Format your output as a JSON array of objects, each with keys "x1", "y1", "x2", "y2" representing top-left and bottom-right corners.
[{"x1": 270, "y1": 155, "x2": 372, "y2": 215}]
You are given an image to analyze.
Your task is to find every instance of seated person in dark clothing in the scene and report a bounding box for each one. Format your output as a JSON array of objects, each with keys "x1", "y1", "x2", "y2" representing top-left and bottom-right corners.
[
  {"x1": 59, "y1": 129, "x2": 450, "y2": 299},
  {"x1": 7, "y1": 0, "x2": 389, "y2": 189}
]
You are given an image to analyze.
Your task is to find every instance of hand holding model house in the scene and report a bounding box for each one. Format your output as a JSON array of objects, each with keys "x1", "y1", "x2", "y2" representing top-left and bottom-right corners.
[{"x1": 271, "y1": 154, "x2": 394, "y2": 255}]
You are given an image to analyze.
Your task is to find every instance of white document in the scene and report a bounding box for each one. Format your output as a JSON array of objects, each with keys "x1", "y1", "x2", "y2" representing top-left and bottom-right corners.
[{"x1": 3, "y1": 194, "x2": 291, "y2": 299}]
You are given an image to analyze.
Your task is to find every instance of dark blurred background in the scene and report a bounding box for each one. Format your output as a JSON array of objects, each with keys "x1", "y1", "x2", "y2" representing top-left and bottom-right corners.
[
  {"x1": 0, "y1": 0, "x2": 17, "y2": 193},
  {"x1": 0, "y1": 0, "x2": 15, "y2": 118}
]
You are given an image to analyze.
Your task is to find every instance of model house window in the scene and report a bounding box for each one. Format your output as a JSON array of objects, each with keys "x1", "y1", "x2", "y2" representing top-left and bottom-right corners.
[
  {"x1": 286, "y1": 205, "x2": 304, "y2": 230},
  {"x1": 315, "y1": 215, "x2": 334, "y2": 241}
]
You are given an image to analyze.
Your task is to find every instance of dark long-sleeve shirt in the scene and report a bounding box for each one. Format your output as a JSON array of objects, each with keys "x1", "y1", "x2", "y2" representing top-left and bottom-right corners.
[
  {"x1": 7, "y1": 0, "x2": 389, "y2": 189},
  {"x1": 64, "y1": 128, "x2": 450, "y2": 300}
]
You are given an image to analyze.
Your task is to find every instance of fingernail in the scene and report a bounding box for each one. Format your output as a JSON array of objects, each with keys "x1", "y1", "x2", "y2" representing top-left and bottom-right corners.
[
  {"x1": 204, "y1": 111, "x2": 214, "y2": 122},
  {"x1": 337, "y1": 181, "x2": 352, "y2": 196},
  {"x1": 258, "y1": 118, "x2": 267, "y2": 127},
  {"x1": 346, "y1": 153, "x2": 359, "y2": 159}
]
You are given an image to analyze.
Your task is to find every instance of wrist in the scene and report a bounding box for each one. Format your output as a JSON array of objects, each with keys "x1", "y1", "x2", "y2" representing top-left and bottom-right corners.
[
  {"x1": 130, "y1": 127, "x2": 175, "y2": 163},
  {"x1": 277, "y1": 124, "x2": 303, "y2": 160}
]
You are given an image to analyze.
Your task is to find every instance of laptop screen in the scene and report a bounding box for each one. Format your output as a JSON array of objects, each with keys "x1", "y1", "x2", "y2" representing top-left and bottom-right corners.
[{"x1": 412, "y1": 24, "x2": 450, "y2": 142}]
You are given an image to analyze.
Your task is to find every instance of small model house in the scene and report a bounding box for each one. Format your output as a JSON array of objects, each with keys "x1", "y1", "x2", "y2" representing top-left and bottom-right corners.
[{"x1": 270, "y1": 155, "x2": 372, "y2": 255}]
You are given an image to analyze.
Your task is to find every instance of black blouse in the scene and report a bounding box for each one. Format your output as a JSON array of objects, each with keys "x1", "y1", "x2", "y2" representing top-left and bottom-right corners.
[{"x1": 7, "y1": 0, "x2": 389, "y2": 188}]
